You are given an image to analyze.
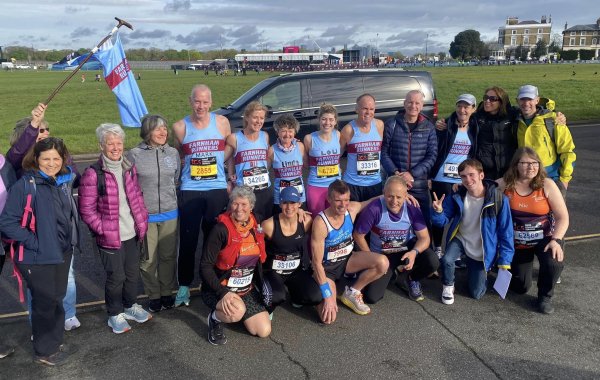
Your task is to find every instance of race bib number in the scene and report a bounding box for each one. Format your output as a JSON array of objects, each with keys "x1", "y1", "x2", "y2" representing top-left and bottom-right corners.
[
  {"x1": 190, "y1": 156, "x2": 217, "y2": 180},
  {"x1": 514, "y1": 229, "x2": 544, "y2": 247},
  {"x1": 443, "y1": 163, "x2": 459, "y2": 179},
  {"x1": 317, "y1": 165, "x2": 339, "y2": 178},
  {"x1": 356, "y1": 152, "x2": 380, "y2": 176},
  {"x1": 326, "y1": 239, "x2": 353, "y2": 262},
  {"x1": 280, "y1": 178, "x2": 304, "y2": 197},
  {"x1": 227, "y1": 268, "x2": 254, "y2": 290},
  {"x1": 381, "y1": 238, "x2": 409, "y2": 254},
  {"x1": 242, "y1": 166, "x2": 269, "y2": 190}
]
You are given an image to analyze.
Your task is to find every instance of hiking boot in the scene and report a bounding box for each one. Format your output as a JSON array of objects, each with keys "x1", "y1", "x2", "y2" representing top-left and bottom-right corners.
[
  {"x1": 64, "y1": 316, "x2": 81, "y2": 331},
  {"x1": 175, "y1": 286, "x2": 190, "y2": 307},
  {"x1": 148, "y1": 299, "x2": 163, "y2": 313},
  {"x1": 124, "y1": 303, "x2": 152, "y2": 323},
  {"x1": 434, "y1": 246, "x2": 443, "y2": 259},
  {"x1": 408, "y1": 280, "x2": 425, "y2": 302},
  {"x1": 538, "y1": 297, "x2": 555, "y2": 314},
  {"x1": 339, "y1": 286, "x2": 370, "y2": 315},
  {"x1": 161, "y1": 295, "x2": 175, "y2": 309},
  {"x1": 34, "y1": 350, "x2": 69, "y2": 366},
  {"x1": 442, "y1": 285, "x2": 455, "y2": 305},
  {"x1": 108, "y1": 313, "x2": 132, "y2": 334},
  {"x1": 0, "y1": 344, "x2": 15, "y2": 359},
  {"x1": 207, "y1": 313, "x2": 227, "y2": 345}
]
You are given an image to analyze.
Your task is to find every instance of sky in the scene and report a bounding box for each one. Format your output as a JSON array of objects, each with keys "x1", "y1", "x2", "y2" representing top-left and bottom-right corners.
[{"x1": 2, "y1": 0, "x2": 598, "y2": 56}]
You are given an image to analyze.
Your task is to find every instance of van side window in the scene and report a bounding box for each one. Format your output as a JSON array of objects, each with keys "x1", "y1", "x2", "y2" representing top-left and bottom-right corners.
[
  {"x1": 310, "y1": 77, "x2": 363, "y2": 106},
  {"x1": 365, "y1": 77, "x2": 421, "y2": 102},
  {"x1": 261, "y1": 82, "x2": 301, "y2": 111}
]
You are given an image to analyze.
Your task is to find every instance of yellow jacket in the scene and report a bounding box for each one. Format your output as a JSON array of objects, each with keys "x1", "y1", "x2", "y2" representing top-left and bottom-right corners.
[{"x1": 516, "y1": 99, "x2": 576, "y2": 184}]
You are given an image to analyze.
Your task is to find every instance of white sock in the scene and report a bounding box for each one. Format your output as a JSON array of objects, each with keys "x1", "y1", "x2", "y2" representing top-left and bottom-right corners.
[{"x1": 211, "y1": 310, "x2": 221, "y2": 322}]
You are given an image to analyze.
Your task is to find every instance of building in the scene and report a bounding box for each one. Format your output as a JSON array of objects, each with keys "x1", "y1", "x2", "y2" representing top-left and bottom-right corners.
[
  {"x1": 498, "y1": 16, "x2": 552, "y2": 59},
  {"x1": 562, "y1": 18, "x2": 600, "y2": 58}
]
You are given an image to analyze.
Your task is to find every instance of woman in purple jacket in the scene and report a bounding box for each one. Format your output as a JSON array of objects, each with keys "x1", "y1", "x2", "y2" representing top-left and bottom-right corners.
[{"x1": 78, "y1": 123, "x2": 150, "y2": 334}]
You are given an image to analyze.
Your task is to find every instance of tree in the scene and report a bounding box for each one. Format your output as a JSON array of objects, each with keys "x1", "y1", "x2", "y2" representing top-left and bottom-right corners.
[
  {"x1": 548, "y1": 33, "x2": 562, "y2": 53},
  {"x1": 449, "y1": 29, "x2": 485, "y2": 60},
  {"x1": 532, "y1": 40, "x2": 547, "y2": 59}
]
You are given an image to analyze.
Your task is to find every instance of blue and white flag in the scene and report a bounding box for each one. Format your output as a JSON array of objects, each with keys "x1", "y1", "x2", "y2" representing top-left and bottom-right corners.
[{"x1": 94, "y1": 33, "x2": 147, "y2": 127}]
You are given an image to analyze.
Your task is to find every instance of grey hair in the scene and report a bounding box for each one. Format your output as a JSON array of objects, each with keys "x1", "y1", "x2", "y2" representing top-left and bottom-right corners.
[
  {"x1": 273, "y1": 114, "x2": 300, "y2": 134},
  {"x1": 190, "y1": 84, "x2": 212, "y2": 100},
  {"x1": 405, "y1": 89, "x2": 425, "y2": 101},
  {"x1": 384, "y1": 175, "x2": 408, "y2": 192},
  {"x1": 229, "y1": 185, "x2": 256, "y2": 209},
  {"x1": 140, "y1": 114, "x2": 168, "y2": 144},
  {"x1": 10, "y1": 116, "x2": 49, "y2": 146},
  {"x1": 96, "y1": 123, "x2": 125, "y2": 146}
]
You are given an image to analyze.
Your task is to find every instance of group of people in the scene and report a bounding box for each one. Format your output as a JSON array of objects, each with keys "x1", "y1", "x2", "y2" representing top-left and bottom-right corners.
[{"x1": 0, "y1": 81, "x2": 574, "y2": 364}]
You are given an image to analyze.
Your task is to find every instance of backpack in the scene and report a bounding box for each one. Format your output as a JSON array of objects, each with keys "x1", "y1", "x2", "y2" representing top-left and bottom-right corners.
[
  {"x1": 493, "y1": 187, "x2": 503, "y2": 216},
  {"x1": 89, "y1": 163, "x2": 106, "y2": 196}
]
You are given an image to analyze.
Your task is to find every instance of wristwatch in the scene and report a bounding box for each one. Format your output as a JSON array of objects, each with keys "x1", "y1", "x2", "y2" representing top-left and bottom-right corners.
[{"x1": 552, "y1": 237, "x2": 564, "y2": 246}]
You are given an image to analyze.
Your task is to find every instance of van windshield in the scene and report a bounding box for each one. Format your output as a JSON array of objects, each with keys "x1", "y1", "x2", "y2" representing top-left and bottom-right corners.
[{"x1": 228, "y1": 77, "x2": 278, "y2": 109}]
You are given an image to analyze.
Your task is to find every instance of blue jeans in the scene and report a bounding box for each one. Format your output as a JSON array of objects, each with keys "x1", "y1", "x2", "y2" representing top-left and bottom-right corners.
[
  {"x1": 440, "y1": 239, "x2": 488, "y2": 299},
  {"x1": 28, "y1": 255, "x2": 77, "y2": 322}
]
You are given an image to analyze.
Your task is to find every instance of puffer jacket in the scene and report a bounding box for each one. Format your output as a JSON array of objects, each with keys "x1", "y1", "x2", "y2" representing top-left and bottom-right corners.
[
  {"x1": 431, "y1": 179, "x2": 514, "y2": 271},
  {"x1": 381, "y1": 112, "x2": 437, "y2": 189},
  {"x1": 78, "y1": 156, "x2": 148, "y2": 249},
  {"x1": 127, "y1": 142, "x2": 180, "y2": 220},
  {"x1": 516, "y1": 99, "x2": 576, "y2": 184},
  {"x1": 432, "y1": 112, "x2": 479, "y2": 177},
  {"x1": 0, "y1": 168, "x2": 79, "y2": 265}
]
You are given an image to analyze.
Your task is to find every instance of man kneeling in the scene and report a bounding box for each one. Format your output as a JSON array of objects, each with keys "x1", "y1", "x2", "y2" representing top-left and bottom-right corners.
[{"x1": 311, "y1": 180, "x2": 388, "y2": 324}]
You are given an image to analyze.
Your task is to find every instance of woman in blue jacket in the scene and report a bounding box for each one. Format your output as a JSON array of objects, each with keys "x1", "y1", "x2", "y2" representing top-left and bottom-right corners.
[{"x1": 0, "y1": 137, "x2": 79, "y2": 366}]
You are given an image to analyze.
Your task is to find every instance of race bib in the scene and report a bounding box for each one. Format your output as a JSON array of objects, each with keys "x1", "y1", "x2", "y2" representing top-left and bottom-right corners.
[
  {"x1": 242, "y1": 166, "x2": 269, "y2": 190},
  {"x1": 443, "y1": 163, "x2": 459, "y2": 179},
  {"x1": 227, "y1": 268, "x2": 254, "y2": 292},
  {"x1": 356, "y1": 152, "x2": 380, "y2": 176},
  {"x1": 272, "y1": 253, "x2": 301, "y2": 274},
  {"x1": 317, "y1": 165, "x2": 339, "y2": 178},
  {"x1": 190, "y1": 156, "x2": 217, "y2": 180},
  {"x1": 514, "y1": 229, "x2": 544, "y2": 247},
  {"x1": 326, "y1": 239, "x2": 353, "y2": 262},
  {"x1": 280, "y1": 178, "x2": 304, "y2": 197},
  {"x1": 381, "y1": 238, "x2": 409, "y2": 254}
]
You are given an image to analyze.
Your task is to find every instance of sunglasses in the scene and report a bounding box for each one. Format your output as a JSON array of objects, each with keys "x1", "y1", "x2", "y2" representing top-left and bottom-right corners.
[
  {"x1": 483, "y1": 95, "x2": 500, "y2": 102},
  {"x1": 39, "y1": 128, "x2": 50, "y2": 133}
]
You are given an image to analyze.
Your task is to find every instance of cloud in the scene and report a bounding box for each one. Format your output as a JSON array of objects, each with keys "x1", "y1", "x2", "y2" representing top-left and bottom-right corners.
[
  {"x1": 129, "y1": 29, "x2": 172, "y2": 39},
  {"x1": 227, "y1": 25, "x2": 263, "y2": 48},
  {"x1": 70, "y1": 27, "x2": 97, "y2": 39},
  {"x1": 65, "y1": 6, "x2": 89, "y2": 14},
  {"x1": 164, "y1": 0, "x2": 191, "y2": 12},
  {"x1": 176, "y1": 25, "x2": 229, "y2": 48},
  {"x1": 321, "y1": 25, "x2": 359, "y2": 38}
]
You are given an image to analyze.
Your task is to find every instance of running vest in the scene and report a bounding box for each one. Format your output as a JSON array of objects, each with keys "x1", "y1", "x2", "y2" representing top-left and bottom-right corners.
[
  {"x1": 234, "y1": 131, "x2": 271, "y2": 190},
  {"x1": 320, "y1": 210, "x2": 354, "y2": 264},
  {"x1": 434, "y1": 128, "x2": 472, "y2": 183},
  {"x1": 180, "y1": 114, "x2": 227, "y2": 191},
  {"x1": 369, "y1": 199, "x2": 416, "y2": 254},
  {"x1": 343, "y1": 120, "x2": 382, "y2": 186},
  {"x1": 308, "y1": 130, "x2": 341, "y2": 188},
  {"x1": 266, "y1": 214, "x2": 305, "y2": 275},
  {"x1": 505, "y1": 188, "x2": 554, "y2": 249},
  {"x1": 272, "y1": 141, "x2": 305, "y2": 204}
]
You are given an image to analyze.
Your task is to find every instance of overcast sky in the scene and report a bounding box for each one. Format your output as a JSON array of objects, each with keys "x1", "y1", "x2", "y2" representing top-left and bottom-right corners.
[{"x1": 2, "y1": 0, "x2": 598, "y2": 55}]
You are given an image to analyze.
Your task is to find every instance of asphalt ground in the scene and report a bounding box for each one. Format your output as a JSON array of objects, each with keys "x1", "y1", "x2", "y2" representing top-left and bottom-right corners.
[{"x1": 0, "y1": 123, "x2": 599, "y2": 379}]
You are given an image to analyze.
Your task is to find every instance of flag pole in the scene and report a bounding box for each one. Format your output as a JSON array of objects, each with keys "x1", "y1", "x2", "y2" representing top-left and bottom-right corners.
[{"x1": 44, "y1": 17, "x2": 133, "y2": 105}]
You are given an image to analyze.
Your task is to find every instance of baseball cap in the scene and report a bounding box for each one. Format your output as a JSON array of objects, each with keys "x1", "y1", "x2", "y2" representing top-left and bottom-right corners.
[
  {"x1": 280, "y1": 186, "x2": 301, "y2": 203},
  {"x1": 517, "y1": 85, "x2": 539, "y2": 99},
  {"x1": 456, "y1": 94, "x2": 476, "y2": 106}
]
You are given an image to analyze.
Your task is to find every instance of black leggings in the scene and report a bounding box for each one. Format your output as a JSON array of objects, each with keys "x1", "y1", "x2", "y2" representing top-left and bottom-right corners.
[
  {"x1": 363, "y1": 248, "x2": 439, "y2": 304},
  {"x1": 509, "y1": 237, "x2": 564, "y2": 299},
  {"x1": 264, "y1": 269, "x2": 322, "y2": 310}
]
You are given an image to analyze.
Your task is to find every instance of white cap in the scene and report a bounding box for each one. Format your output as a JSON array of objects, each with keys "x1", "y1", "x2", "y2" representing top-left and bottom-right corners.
[
  {"x1": 456, "y1": 94, "x2": 476, "y2": 106},
  {"x1": 517, "y1": 85, "x2": 539, "y2": 99}
]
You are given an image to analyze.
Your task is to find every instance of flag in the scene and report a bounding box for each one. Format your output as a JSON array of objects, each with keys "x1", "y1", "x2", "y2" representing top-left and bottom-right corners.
[{"x1": 94, "y1": 33, "x2": 147, "y2": 127}]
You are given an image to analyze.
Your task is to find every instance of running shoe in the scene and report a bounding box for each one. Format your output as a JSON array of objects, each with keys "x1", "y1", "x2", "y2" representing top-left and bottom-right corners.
[
  {"x1": 34, "y1": 350, "x2": 69, "y2": 366},
  {"x1": 0, "y1": 344, "x2": 15, "y2": 359},
  {"x1": 434, "y1": 246, "x2": 443, "y2": 259},
  {"x1": 207, "y1": 313, "x2": 227, "y2": 345},
  {"x1": 442, "y1": 285, "x2": 455, "y2": 305},
  {"x1": 339, "y1": 286, "x2": 371, "y2": 315},
  {"x1": 108, "y1": 313, "x2": 132, "y2": 334},
  {"x1": 175, "y1": 286, "x2": 190, "y2": 307},
  {"x1": 148, "y1": 299, "x2": 163, "y2": 313},
  {"x1": 124, "y1": 303, "x2": 152, "y2": 323},
  {"x1": 161, "y1": 295, "x2": 175, "y2": 309},
  {"x1": 64, "y1": 316, "x2": 81, "y2": 331},
  {"x1": 408, "y1": 280, "x2": 425, "y2": 302}
]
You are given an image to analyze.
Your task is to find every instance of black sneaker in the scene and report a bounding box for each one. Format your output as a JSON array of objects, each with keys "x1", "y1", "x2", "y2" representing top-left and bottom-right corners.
[
  {"x1": 161, "y1": 295, "x2": 175, "y2": 310},
  {"x1": 538, "y1": 297, "x2": 555, "y2": 314},
  {"x1": 148, "y1": 299, "x2": 163, "y2": 313},
  {"x1": 207, "y1": 313, "x2": 227, "y2": 345},
  {"x1": 34, "y1": 350, "x2": 69, "y2": 366},
  {"x1": 0, "y1": 344, "x2": 15, "y2": 359}
]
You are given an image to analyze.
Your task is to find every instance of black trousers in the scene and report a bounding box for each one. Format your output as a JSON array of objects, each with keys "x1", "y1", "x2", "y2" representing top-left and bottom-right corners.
[
  {"x1": 509, "y1": 237, "x2": 564, "y2": 299},
  {"x1": 265, "y1": 269, "x2": 322, "y2": 309},
  {"x1": 363, "y1": 248, "x2": 439, "y2": 304},
  {"x1": 347, "y1": 182, "x2": 383, "y2": 202},
  {"x1": 98, "y1": 238, "x2": 140, "y2": 316},
  {"x1": 178, "y1": 189, "x2": 228, "y2": 286},
  {"x1": 409, "y1": 187, "x2": 432, "y2": 231},
  {"x1": 253, "y1": 186, "x2": 274, "y2": 223},
  {"x1": 16, "y1": 249, "x2": 72, "y2": 357}
]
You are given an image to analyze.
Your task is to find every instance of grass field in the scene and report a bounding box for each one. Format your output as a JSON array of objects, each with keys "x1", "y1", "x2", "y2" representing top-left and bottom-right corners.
[{"x1": 0, "y1": 63, "x2": 598, "y2": 154}]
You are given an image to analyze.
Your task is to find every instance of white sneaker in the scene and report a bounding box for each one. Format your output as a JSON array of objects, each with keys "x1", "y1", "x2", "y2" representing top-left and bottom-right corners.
[
  {"x1": 123, "y1": 303, "x2": 152, "y2": 323},
  {"x1": 434, "y1": 246, "x2": 443, "y2": 259},
  {"x1": 64, "y1": 316, "x2": 81, "y2": 331},
  {"x1": 339, "y1": 286, "x2": 371, "y2": 315},
  {"x1": 442, "y1": 285, "x2": 455, "y2": 305}
]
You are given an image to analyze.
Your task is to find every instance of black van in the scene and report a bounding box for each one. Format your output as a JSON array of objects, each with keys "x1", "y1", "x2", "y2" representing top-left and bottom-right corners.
[{"x1": 214, "y1": 69, "x2": 437, "y2": 140}]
